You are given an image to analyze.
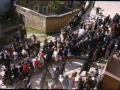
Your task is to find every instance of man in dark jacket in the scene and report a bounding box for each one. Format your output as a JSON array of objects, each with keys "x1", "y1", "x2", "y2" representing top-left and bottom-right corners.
[
  {"x1": 54, "y1": 67, "x2": 60, "y2": 85},
  {"x1": 12, "y1": 65, "x2": 19, "y2": 81},
  {"x1": 4, "y1": 67, "x2": 13, "y2": 85},
  {"x1": 79, "y1": 61, "x2": 90, "y2": 76},
  {"x1": 59, "y1": 62, "x2": 66, "y2": 75}
]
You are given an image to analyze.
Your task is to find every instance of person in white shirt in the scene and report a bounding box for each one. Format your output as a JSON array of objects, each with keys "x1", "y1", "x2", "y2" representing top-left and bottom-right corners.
[
  {"x1": 13, "y1": 50, "x2": 18, "y2": 62},
  {"x1": 53, "y1": 48, "x2": 60, "y2": 64},
  {"x1": 38, "y1": 56, "x2": 44, "y2": 70},
  {"x1": 3, "y1": 50, "x2": 9, "y2": 60},
  {"x1": 21, "y1": 48, "x2": 27, "y2": 58},
  {"x1": 24, "y1": 42, "x2": 30, "y2": 57}
]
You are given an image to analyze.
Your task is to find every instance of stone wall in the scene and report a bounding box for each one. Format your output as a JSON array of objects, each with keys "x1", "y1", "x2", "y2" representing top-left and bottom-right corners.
[
  {"x1": 46, "y1": 9, "x2": 79, "y2": 33},
  {"x1": 14, "y1": 4, "x2": 46, "y2": 32},
  {"x1": 0, "y1": 24, "x2": 23, "y2": 46},
  {"x1": 14, "y1": 4, "x2": 79, "y2": 33},
  {"x1": 14, "y1": 1, "x2": 91, "y2": 34}
]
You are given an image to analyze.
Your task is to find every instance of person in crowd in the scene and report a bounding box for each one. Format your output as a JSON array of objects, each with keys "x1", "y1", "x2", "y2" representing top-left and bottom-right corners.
[
  {"x1": 59, "y1": 62, "x2": 66, "y2": 75},
  {"x1": 68, "y1": 77, "x2": 75, "y2": 89},
  {"x1": 53, "y1": 47, "x2": 59, "y2": 64},
  {"x1": 21, "y1": 47, "x2": 27, "y2": 58},
  {"x1": 1, "y1": 6, "x2": 119, "y2": 89},
  {"x1": 79, "y1": 61, "x2": 90, "y2": 76},
  {"x1": 33, "y1": 34, "x2": 37, "y2": 44},
  {"x1": 62, "y1": 75, "x2": 69, "y2": 89},
  {"x1": 45, "y1": 47, "x2": 52, "y2": 65},
  {"x1": 3, "y1": 66, "x2": 13, "y2": 85},
  {"x1": 12, "y1": 65, "x2": 19, "y2": 82},
  {"x1": 32, "y1": 56, "x2": 40, "y2": 73},
  {"x1": 22, "y1": 63, "x2": 29, "y2": 78},
  {"x1": 24, "y1": 42, "x2": 30, "y2": 57},
  {"x1": 13, "y1": 49, "x2": 18, "y2": 63},
  {"x1": 54, "y1": 67, "x2": 60, "y2": 85},
  {"x1": 90, "y1": 68, "x2": 99, "y2": 78},
  {"x1": 27, "y1": 59, "x2": 34, "y2": 76},
  {"x1": 4, "y1": 56, "x2": 11, "y2": 68},
  {"x1": 78, "y1": 77, "x2": 84, "y2": 90},
  {"x1": 96, "y1": 6, "x2": 101, "y2": 15}
]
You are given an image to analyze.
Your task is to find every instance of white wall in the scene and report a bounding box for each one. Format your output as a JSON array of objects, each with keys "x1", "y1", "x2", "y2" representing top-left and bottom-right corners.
[{"x1": 0, "y1": 0, "x2": 11, "y2": 15}]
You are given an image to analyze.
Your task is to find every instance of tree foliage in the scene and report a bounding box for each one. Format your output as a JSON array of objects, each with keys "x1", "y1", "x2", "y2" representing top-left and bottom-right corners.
[{"x1": 48, "y1": 0, "x2": 60, "y2": 15}]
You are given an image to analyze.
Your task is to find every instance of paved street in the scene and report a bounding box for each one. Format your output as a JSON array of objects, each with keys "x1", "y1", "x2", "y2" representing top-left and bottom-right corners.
[{"x1": 0, "y1": 1, "x2": 120, "y2": 89}]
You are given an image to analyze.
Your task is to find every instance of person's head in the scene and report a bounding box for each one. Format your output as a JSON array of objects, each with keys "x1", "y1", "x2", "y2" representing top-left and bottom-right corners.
[
  {"x1": 56, "y1": 67, "x2": 59, "y2": 71},
  {"x1": 35, "y1": 56, "x2": 38, "y2": 60},
  {"x1": 21, "y1": 61, "x2": 24, "y2": 65},
  {"x1": 95, "y1": 68, "x2": 98, "y2": 71},
  {"x1": 78, "y1": 77, "x2": 82, "y2": 82},
  {"x1": 72, "y1": 72, "x2": 77, "y2": 77},
  {"x1": 19, "y1": 62, "x2": 21, "y2": 66},
  {"x1": 13, "y1": 65, "x2": 15, "y2": 68},
  {"x1": 25, "y1": 62, "x2": 27, "y2": 65},
  {"x1": 85, "y1": 84, "x2": 90, "y2": 88},
  {"x1": 65, "y1": 75, "x2": 68, "y2": 79},
  {"x1": 51, "y1": 84, "x2": 54, "y2": 89},
  {"x1": 74, "y1": 72, "x2": 77, "y2": 76},
  {"x1": 54, "y1": 47, "x2": 57, "y2": 51}
]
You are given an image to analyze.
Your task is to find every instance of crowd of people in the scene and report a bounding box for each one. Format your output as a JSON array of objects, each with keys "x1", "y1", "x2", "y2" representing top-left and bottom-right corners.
[{"x1": 0, "y1": 1, "x2": 120, "y2": 89}]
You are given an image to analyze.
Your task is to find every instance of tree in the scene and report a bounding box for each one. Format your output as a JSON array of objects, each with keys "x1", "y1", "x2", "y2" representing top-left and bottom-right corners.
[{"x1": 48, "y1": 0, "x2": 59, "y2": 15}]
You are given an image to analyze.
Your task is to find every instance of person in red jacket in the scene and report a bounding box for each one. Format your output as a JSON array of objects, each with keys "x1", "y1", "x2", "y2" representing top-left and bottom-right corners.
[
  {"x1": 33, "y1": 57, "x2": 40, "y2": 73},
  {"x1": 23, "y1": 63, "x2": 29, "y2": 77}
]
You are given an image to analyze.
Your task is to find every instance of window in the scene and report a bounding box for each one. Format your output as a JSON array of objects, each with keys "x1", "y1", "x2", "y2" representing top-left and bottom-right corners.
[
  {"x1": 26, "y1": 0, "x2": 29, "y2": 4},
  {"x1": 42, "y1": 6, "x2": 48, "y2": 15},
  {"x1": 54, "y1": 5, "x2": 58, "y2": 9},
  {"x1": 67, "y1": 1, "x2": 73, "y2": 8},
  {"x1": 34, "y1": 5, "x2": 40, "y2": 12}
]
